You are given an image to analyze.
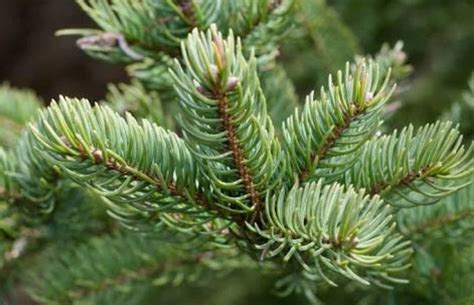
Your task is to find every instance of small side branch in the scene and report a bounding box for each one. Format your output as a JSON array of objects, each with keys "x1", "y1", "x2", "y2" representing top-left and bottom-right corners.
[
  {"x1": 299, "y1": 105, "x2": 361, "y2": 181},
  {"x1": 367, "y1": 166, "x2": 429, "y2": 196}
]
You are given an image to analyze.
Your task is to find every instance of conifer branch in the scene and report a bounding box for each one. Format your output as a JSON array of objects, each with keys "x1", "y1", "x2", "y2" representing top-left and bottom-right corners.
[
  {"x1": 247, "y1": 181, "x2": 412, "y2": 286},
  {"x1": 171, "y1": 26, "x2": 280, "y2": 216},
  {"x1": 67, "y1": 0, "x2": 294, "y2": 64},
  {"x1": 26, "y1": 97, "x2": 226, "y2": 230},
  {"x1": 283, "y1": 61, "x2": 394, "y2": 184},
  {"x1": 345, "y1": 122, "x2": 473, "y2": 207}
]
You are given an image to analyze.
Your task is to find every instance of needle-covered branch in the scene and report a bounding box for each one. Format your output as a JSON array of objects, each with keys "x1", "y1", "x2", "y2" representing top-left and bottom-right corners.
[
  {"x1": 247, "y1": 181, "x2": 412, "y2": 287},
  {"x1": 344, "y1": 122, "x2": 473, "y2": 207},
  {"x1": 73, "y1": 0, "x2": 222, "y2": 60},
  {"x1": 27, "y1": 97, "x2": 225, "y2": 230},
  {"x1": 66, "y1": 0, "x2": 294, "y2": 64},
  {"x1": 282, "y1": 61, "x2": 394, "y2": 184},
  {"x1": 171, "y1": 26, "x2": 280, "y2": 216}
]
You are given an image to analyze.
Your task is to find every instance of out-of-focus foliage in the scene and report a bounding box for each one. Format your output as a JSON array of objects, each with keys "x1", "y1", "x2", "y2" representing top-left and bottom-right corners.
[
  {"x1": 442, "y1": 73, "x2": 474, "y2": 141},
  {"x1": 0, "y1": 84, "x2": 42, "y2": 148},
  {"x1": 285, "y1": 0, "x2": 474, "y2": 128}
]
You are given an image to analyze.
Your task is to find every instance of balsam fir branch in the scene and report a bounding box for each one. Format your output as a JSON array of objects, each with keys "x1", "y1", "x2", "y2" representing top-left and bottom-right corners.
[{"x1": 69, "y1": 0, "x2": 295, "y2": 61}]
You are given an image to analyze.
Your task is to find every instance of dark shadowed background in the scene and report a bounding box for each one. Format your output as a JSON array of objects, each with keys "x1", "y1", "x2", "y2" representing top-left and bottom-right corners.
[{"x1": 0, "y1": 0, "x2": 126, "y2": 102}]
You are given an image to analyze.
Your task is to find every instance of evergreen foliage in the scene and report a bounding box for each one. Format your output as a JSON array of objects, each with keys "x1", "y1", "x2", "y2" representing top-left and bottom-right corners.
[
  {"x1": 0, "y1": 1, "x2": 473, "y2": 304},
  {"x1": 27, "y1": 231, "x2": 250, "y2": 305},
  {"x1": 0, "y1": 84, "x2": 42, "y2": 149}
]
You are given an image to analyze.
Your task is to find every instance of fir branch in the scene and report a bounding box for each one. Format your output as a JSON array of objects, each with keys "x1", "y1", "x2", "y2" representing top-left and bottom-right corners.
[
  {"x1": 298, "y1": 102, "x2": 360, "y2": 181},
  {"x1": 1, "y1": 14, "x2": 472, "y2": 304},
  {"x1": 217, "y1": 93, "x2": 262, "y2": 211},
  {"x1": 73, "y1": 0, "x2": 208, "y2": 58},
  {"x1": 27, "y1": 97, "x2": 224, "y2": 230},
  {"x1": 64, "y1": 0, "x2": 295, "y2": 68},
  {"x1": 247, "y1": 181, "x2": 412, "y2": 287},
  {"x1": 171, "y1": 26, "x2": 280, "y2": 216},
  {"x1": 345, "y1": 122, "x2": 473, "y2": 207},
  {"x1": 282, "y1": 61, "x2": 394, "y2": 184}
]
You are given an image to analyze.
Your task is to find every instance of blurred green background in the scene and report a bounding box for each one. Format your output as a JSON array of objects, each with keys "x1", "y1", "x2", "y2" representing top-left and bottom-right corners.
[{"x1": 281, "y1": 0, "x2": 474, "y2": 128}]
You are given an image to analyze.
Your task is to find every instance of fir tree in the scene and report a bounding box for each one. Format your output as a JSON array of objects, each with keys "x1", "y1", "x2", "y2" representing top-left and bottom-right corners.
[{"x1": 0, "y1": 1, "x2": 472, "y2": 304}]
